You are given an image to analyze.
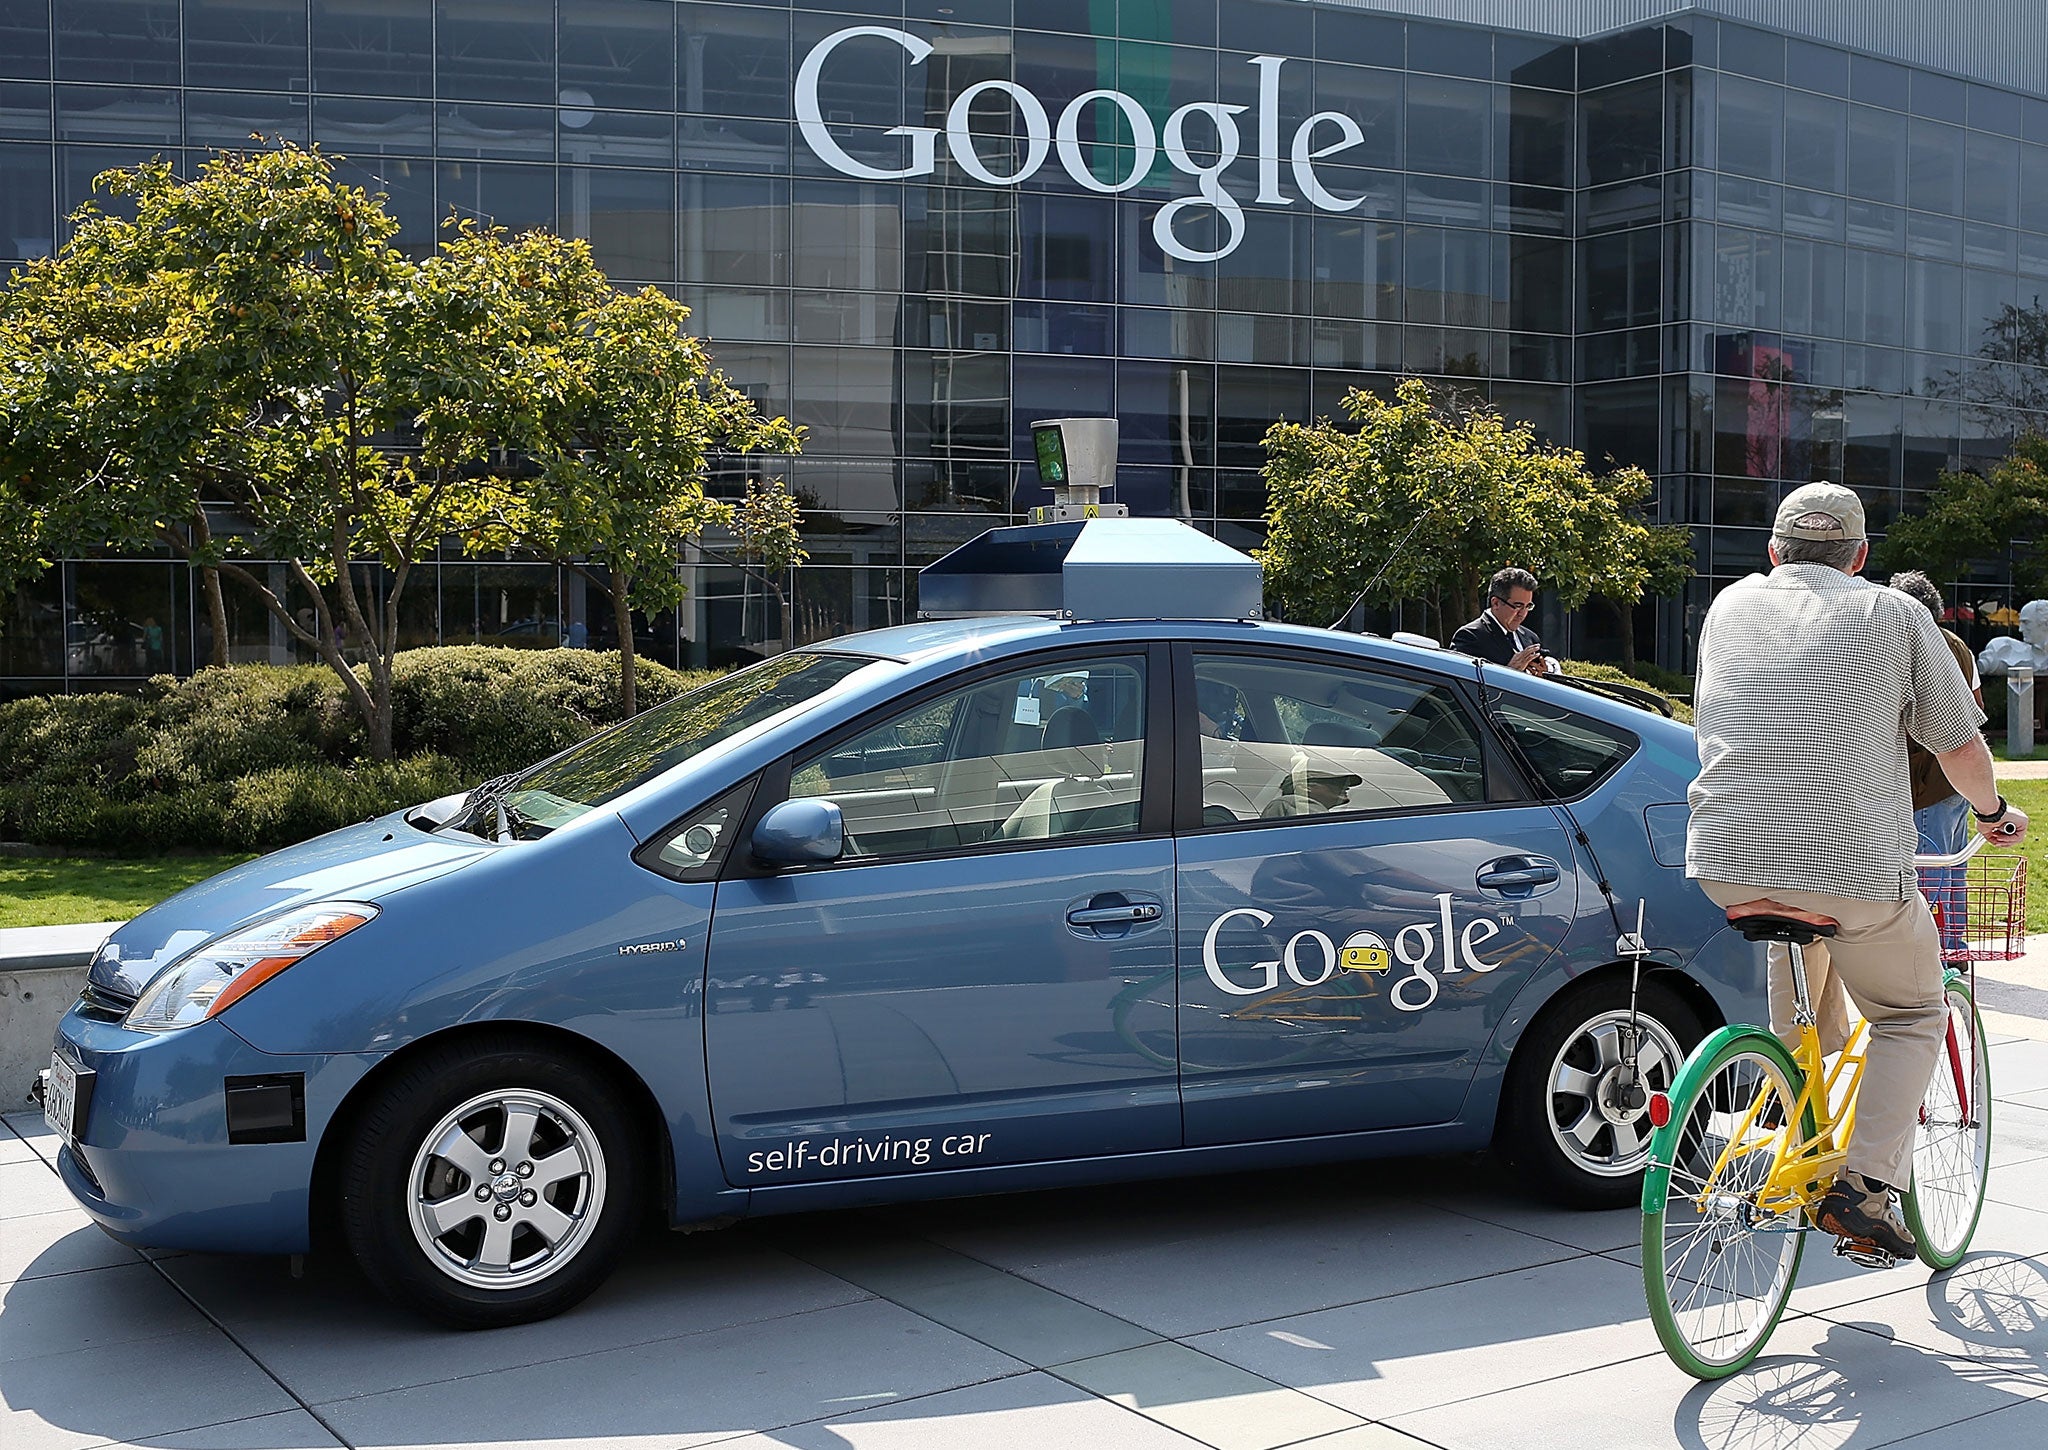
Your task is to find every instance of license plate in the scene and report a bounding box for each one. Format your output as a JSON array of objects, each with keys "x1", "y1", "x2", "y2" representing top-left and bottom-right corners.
[{"x1": 43, "y1": 1052, "x2": 78, "y2": 1144}]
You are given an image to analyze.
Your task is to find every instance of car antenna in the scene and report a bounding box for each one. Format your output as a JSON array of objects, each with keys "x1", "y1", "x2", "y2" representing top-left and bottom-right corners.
[{"x1": 1325, "y1": 506, "x2": 1435, "y2": 630}]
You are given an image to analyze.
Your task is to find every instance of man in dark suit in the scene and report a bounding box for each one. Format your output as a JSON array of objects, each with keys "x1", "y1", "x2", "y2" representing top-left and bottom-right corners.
[{"x1": 1450, "y1": 567, "x2": 1554, "y2": 675}]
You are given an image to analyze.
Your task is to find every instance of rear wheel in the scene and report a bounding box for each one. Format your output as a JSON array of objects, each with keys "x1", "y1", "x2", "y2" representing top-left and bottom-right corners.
[
  {"x1": 1642, "y1": 1030, "x2": 1810, "y2": 1380},
  {"x1": 340, "y1": 1037, "x2": 643, "y2": 1328},
  {"x1": 1902, "y1": 974, "x2": 1992, "y2": 1270},
  {"x1": 1497, "y1": 978, "x2": 1701, "y2": 1207}
]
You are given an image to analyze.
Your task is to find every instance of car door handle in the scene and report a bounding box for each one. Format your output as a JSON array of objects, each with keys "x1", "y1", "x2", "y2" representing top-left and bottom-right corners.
[
  {"x1": 1067, "y1": 903, "x2": 1163, "y2": 926},
  {"x1": 1476, "y1": 860, "x2": 1561, "y2": 890}
]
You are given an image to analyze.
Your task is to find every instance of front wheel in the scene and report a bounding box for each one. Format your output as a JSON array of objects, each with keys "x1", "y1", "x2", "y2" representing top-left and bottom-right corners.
[
  {"x1": 340, "y1": 1037, "x2": 644, "y2": 1328},
  {"x1": 1902, "y1": 974, "x2": 1993, "y2": 1269},
  {"x1": 1642, "y1": 1028, "x2": 1811, "y2": 1380}
]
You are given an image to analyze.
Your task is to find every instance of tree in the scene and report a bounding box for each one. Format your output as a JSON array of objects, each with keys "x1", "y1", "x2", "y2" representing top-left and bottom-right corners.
[
  {"x1": 1876, "y1": 435, "x2": 2048, "y2": 598},
  {"x1": 1260, "y1": 379, "x2": 1693, "y2": 638},
  {"x1": 0, "y1": 142, "x2": 804, "y2": 742},
  {"x1": 0, "y1": 144, "x2": 513, "y2": 759},
  {"x1": 423, "y1": 224, "x2": 804, "y2": 716},
  {"x1": 1597, "y1": 518, "x2": 1695, "y2": 670}
]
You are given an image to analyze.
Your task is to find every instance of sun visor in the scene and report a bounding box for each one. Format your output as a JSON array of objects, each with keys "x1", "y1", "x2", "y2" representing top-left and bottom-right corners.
[{"x1": 916, "y1": 518, "x2": 1264, "y2": 622}]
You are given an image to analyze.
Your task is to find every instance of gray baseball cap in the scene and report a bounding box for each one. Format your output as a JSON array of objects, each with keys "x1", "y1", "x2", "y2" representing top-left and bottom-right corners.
[{"x1": 1773, "y1": 482, "x2": 1866, "y2": 542}]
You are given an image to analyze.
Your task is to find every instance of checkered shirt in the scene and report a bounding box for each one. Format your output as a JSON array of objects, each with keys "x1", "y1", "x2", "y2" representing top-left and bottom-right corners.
[{"x1": 1686, "y1": 563, "x2": 1986, "y2": 902}]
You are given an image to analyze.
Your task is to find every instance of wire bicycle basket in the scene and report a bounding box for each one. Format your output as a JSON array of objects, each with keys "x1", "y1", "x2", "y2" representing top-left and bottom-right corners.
[{"x1": 1918, "y1": 849, "x2": 2028, "y2": 964}]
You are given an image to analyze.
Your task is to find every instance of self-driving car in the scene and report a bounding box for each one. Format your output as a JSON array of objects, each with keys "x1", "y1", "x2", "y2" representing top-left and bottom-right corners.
[{"x1": 41, "y1": 519, "x2": 1762, "y2": 1327}]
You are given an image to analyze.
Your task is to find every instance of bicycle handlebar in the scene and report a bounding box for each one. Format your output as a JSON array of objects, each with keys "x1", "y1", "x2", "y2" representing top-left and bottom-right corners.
[{"x1": 1912, "y1": 827, "x2": 2018, "y2": 870}]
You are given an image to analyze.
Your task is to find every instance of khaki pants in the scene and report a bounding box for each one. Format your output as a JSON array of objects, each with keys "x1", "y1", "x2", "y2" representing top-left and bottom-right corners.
[{"x1": 1696, "y1": 878, "x2": 1946, "y2": 1189}]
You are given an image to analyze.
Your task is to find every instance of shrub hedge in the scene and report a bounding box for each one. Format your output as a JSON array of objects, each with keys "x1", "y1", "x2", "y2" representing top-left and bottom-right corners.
[
  {"x1": 1557, "y1": 659, "x2": 1693, "y2": 723},
  {"x1": 0, "y1": 648, "x2": 721, "y2": 853}
]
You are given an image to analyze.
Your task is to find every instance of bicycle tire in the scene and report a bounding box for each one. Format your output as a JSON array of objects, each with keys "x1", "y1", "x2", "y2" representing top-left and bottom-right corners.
[
  {"x1": 1641, "y1": 1026, "x2": 1814, "y2": 1380},
  {"x1": 1902, "y1": 973, "x2": 1993, "y2": 1270}
]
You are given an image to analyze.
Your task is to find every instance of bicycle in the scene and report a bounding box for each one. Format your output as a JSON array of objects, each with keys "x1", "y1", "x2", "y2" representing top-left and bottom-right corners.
[{"x1": 1639, "y1": 832, "x2": 2025, "y2": 1380}]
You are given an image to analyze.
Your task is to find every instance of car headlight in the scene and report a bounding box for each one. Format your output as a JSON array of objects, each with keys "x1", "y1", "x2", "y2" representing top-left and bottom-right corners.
[{"x1": 125, "y1": 902, "x2": 378, "y2": 1033}]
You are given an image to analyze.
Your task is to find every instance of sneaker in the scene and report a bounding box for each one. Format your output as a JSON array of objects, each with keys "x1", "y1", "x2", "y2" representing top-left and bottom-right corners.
[{"x1": 1813, "y1": 1171, "x2": 1916, "y2": 1260}]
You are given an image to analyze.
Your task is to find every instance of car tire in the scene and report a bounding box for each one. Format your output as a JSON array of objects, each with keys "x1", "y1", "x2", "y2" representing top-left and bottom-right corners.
[
  {"x1": 1496, "y1": 978, "x2": 1703, "y2": 1209},
  {"x1": 339, "y1": 1036, "x2": 643, "y2": 1329}
]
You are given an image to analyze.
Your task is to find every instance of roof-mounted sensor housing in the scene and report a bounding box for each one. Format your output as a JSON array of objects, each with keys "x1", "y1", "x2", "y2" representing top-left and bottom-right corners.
[{"x1": 916, "y1": 517, "x2": 1265, "y2": 623}]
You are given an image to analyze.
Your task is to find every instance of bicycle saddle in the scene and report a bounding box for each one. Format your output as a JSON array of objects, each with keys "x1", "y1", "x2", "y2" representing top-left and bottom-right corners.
[{"x1": 1724, "y1": 903, "x2": 1840, "y2": 945}]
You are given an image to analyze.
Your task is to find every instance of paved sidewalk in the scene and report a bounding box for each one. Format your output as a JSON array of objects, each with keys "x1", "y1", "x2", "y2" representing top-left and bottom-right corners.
[{"x1": 5, "y1": 1014, "x2": 2048, "y2": 1449}]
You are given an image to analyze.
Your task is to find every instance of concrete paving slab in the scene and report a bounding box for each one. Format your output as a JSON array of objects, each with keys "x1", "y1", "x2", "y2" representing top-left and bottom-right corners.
[
  {"x1": 1052, "y1": 1340, "x2": 1363, "y2": 1450},
  {"x1": 0, "y1": 1326, "x2": 297, "y2": 1450},
  {"x1": 0, "y1": 1161, "x2": 76, "y2": 1222},
  {"x1": 708, "y1": 1371, "x2": 1214, "y2": 1450},
  {"x1": 1277, "y1": 1428, "x2": 1440, "y2": 1450},
  {"x1": 1417, "y1": 1190, "x2": 1643, "y2": 1254},
  {"x1": 0, "y1": 1261, "x2": 215, "y2": 1366},
  {"x1": 314, "y1": 1296, "x2": 1025, "y2": 1450},
  {"x1": 1879, "y1": 1395, "x2": 2048, "y2": 1447},
  {"x1": 778, "y1": 1228, "x2": 1163, "y2": 1368},
  {"x1": 1987, "y1": 1039, "x2": 2048, "y2": 1098},
  {"x1": 1808, "y1": 1251, "x2": 2048, "y2": 1397},
  {"x1": 0, "y1": 1124, "x2": 38, "y2": 1166},
  {"x1": 1188, "y1": 1255, "x2": 1663, "y2": 1422},
  {"x1": 161, "y1": 1228, "x2": 874, "y2": 1405},
  {"x1": 114, "y1": 1409, "x2": 349, "y2": 1449},
  {"x1": 1388, "y1": 1312, "x2": 2043, "y2": 1450},
  {"x1": 0, "y1": 1211, "x2": 140, "y2": 1286},
  {"x1": 1989, "y1": 1145, "x2": 2048, "y2": 1209},
  {"x1": 924, "y1": 1182, "x2": 1578, "y2": 1338},
  {"x1": 2, "y1": 1113, "x2": 60, "y2": 1168}
]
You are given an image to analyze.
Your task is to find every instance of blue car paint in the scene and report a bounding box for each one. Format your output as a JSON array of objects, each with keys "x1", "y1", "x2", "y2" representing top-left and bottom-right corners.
[
  {"x1": 48, "y1": 617, "x2": 1760, "y2": 1259},
  {"x1": 53, "y1": 1008, "x2": 374, "y2": 1253}
]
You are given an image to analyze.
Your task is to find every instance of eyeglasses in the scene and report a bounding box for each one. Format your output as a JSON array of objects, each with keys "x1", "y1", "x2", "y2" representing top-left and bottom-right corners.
[{"x1": 1491, "y1": 597, "x2": 1534, "y2": 612}]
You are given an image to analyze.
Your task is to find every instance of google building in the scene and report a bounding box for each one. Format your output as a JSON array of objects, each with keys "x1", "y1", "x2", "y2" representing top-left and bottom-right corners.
[{"x1": 3, "y1": 0, "x2": 2047, "y2": 690}]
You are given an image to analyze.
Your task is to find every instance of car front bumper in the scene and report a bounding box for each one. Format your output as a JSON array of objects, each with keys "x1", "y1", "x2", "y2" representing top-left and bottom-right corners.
[{"x1": 48, "y1": 1001, "x2": 376, "y2": 1255}]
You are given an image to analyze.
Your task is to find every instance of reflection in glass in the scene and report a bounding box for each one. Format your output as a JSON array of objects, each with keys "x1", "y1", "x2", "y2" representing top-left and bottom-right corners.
[
  {"x1": 187, "y1": 0, "x2": 309, "y2": 94},
  {"x1": 437, "y1": 0, "x2": 552, "y2": 105},
  {"x1": 56, "y1": 0, "x2": 179, "y2": 88},
  {"x1": 314, "y1": 0, "x2": 431, "y2": 98},
  {"x1": 0, "y1": 140, "x2": 54, "y2": 261},
  {"x1": 67, "y1": 562, "x2": 178, "y2": 677},
  {"x1": 562, "y1": 1, "x2": 674, "y2": 114}
]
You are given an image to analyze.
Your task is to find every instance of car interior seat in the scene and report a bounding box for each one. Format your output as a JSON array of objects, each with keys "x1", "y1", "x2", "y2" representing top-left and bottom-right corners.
[{"x1": 996, "y1": 705, "x2": 1130, "y2": 840}]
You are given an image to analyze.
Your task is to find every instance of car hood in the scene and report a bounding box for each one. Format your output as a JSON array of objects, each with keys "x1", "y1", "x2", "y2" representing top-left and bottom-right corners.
[{"x1": 90, "y1": 817, "x2": 491, "y2": 998}]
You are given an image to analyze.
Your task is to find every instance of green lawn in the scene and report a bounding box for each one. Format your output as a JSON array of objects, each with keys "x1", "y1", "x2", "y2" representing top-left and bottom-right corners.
[
  {"x1": 1993, "y1": 780, "x2": 2048, "y2": 936},
  {"x1": 0, "y1": 854, "x2": 253, "y2": 930}
]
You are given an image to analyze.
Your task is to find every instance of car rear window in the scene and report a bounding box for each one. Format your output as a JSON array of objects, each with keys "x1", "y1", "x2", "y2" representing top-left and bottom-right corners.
[{"x1": 1490, "y1": 696, "x2": 1639, "y2": 799}]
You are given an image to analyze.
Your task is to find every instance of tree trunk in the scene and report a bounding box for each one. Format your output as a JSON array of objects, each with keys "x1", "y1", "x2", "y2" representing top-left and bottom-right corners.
[
  {"x1": 201, "y1": 567, "x2": 229, "y2": 667},
  {"x1": 611, "y1": 576, "x2": 638, "y2": 718},
  {"x1": 1617, "y1": 595, "x2": 1638, "y2": 670}
]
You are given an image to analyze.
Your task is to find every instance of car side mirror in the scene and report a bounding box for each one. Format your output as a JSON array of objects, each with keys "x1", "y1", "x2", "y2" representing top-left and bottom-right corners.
[{"x1": 751, "y1": 798, "x2": 845, "y2": 866}]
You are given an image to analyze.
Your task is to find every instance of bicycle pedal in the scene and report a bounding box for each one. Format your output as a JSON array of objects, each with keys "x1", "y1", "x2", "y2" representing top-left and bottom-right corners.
[{"x1": 1832, "y1": 1235, "x2": 1898, "y2": 1270}]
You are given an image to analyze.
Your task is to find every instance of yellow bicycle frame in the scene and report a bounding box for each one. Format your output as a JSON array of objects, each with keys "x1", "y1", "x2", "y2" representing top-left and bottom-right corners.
[{"x1": 1696, "y1": 941, "x2": 1871, "y2": 1219}]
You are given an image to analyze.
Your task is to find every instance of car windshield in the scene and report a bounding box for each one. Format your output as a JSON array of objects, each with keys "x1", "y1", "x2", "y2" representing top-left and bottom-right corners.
[{"x1": 496, "y1": 652, "x2": 884, "y2": 828}]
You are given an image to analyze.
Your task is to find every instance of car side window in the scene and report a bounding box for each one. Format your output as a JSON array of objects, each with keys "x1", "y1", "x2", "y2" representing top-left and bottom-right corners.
[
  {"x1": 1193, "y1": 653, "x2": 1486, "y2": 825},
  {"x1": 788, "y1": 656, "x2": 1148, "y2": 860},
  {"x1": 1490, "y1": 696, "x2": 1638, "y2": 799},
  {"x1": 636, "y1": 779, "x2": 757, "y2": 882}
]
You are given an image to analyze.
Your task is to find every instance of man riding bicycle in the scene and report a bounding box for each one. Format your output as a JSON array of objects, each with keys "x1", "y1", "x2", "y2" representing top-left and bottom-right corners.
[{"x1": 1685, "y1": 482, "x2": 2028, "y2": 1261}]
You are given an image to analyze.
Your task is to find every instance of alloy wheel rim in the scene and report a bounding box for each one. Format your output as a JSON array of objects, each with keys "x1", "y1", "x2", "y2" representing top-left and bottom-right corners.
[
  {"x1": 406, "y1": 1088, "x2": 607, "y2": 1291},
  {"x1": 1544, "y1": 1009, "x2": 1684, "y2": 1177}
]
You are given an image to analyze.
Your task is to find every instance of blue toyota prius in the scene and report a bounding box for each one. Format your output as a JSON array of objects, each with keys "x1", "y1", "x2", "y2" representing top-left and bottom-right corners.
[{"x1": 41, "y1": 520, "x2": 1762, "y2": 1327}]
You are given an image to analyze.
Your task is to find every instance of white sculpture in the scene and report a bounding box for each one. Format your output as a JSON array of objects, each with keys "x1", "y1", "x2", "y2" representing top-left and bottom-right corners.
[{"x1": 1979, "y1": 599, "x2": 2048, "y2": 675}]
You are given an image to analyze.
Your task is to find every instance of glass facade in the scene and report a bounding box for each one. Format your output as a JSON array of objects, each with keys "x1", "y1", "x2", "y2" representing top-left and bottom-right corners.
[{"x1": 5, "y1": 0, "x2": 2048, "y2": 693}]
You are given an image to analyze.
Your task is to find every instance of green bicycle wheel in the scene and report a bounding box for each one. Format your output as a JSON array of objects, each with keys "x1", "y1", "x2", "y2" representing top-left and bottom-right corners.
[
  {"x1": 1902, "y1": 973, "x2": 1993, "y2": 1270},
  {"x1": 1642, "y1": 1026, "x2": 1814, "y2": 1380}
]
